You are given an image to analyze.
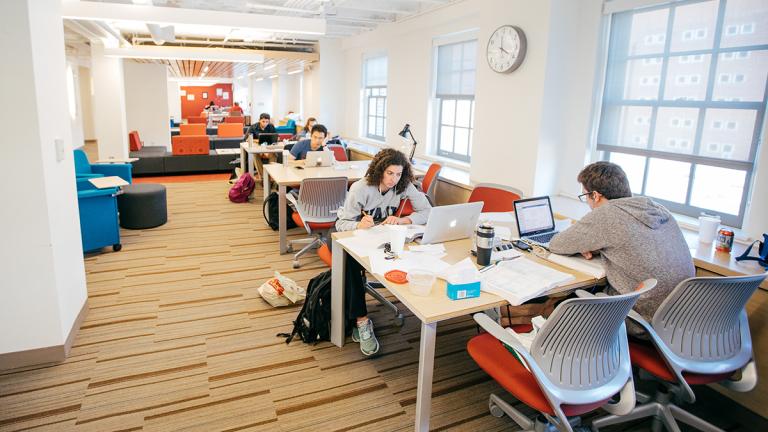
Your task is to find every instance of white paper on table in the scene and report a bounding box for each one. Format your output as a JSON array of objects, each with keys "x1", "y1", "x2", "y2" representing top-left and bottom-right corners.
[
  {"x1": 491, "y1": 247, "x2": 522, "y2": 261},
  {"x1": 479, "y1": 212, "x2": 515, "y2": 223},
  {"x1": 494, "y1": 226, "x2": 512, "y2": 241},
  {"x1": 337, "y1": 231, "x2": 389, "y2": 257},
  {"x1": 555, "y1": 218, "x2": 573, "y2": 232},
  {"x1": 479, "y1": 257, "x2": 575, "y2": 306},
  {"x1": 368, "y1": 250, "x2": 450, "y2": 276},
  {"x1": 437, "y1": 257, "x2": 481, "y2": 285},
  {"x1": 408, "y1": 243, "x2": 445, "y2": 254}
]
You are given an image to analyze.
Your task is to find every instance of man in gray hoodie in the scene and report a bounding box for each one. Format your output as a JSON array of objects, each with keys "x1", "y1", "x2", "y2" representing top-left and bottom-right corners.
[{"x1": 548, "y1": 161, "x2": 695, "y2": 333}]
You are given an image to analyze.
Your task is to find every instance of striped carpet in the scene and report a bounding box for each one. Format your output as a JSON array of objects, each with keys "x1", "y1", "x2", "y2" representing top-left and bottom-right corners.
[{"x1": 0, "y1": 178, "x2": 755, "y2": 431}]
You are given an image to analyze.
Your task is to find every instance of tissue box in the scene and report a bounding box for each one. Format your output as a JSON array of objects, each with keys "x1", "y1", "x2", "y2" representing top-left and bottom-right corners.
[{"x1": 446, "y1": 280, "x2": 481, "y2": 300}]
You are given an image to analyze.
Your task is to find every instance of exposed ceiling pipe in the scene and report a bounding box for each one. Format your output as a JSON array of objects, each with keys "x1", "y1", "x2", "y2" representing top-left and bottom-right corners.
[
  {"x1": 129, "y1": 36, "x2": 316, "y2": 50},
  {"x1": 93, "y1": 21, "x2": 132, "y2": 47},
  {"x1": 146, "y1": 23, "x2": 176, "y2": 45}
]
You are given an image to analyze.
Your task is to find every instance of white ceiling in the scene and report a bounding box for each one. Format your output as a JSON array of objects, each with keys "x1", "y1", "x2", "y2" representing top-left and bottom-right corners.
[{"x1": 63, "y1": 0, "x2": 459, "y2": 79}]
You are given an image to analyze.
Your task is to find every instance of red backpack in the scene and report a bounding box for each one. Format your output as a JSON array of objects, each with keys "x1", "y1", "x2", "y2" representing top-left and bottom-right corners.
[{"x1": 228, "y1": 173, "x2": 255, "y2": 203}]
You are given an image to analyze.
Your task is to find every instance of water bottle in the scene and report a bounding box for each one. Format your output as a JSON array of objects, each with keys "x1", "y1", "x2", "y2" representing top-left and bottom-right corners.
[{"x1": 476, "y1": 223, "x2": 494, "y2": 266}]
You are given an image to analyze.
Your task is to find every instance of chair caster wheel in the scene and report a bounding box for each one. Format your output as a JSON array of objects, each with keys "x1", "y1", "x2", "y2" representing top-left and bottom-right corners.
[
  {"x1": 489, "y1": 401, "x2": 504, "y2": 418},
  {"x1": 394, "y1": 315, "x2": 404, "y2": 327},
  {"x1": 287, "y1": 245, "x2": 294, "y2": 253},
  {"x1": 113, "y1": 244, "x2": 122, "y2": 252},
  {"x1": 292, "y1": 261, "x2": 300, "y2": 269}
]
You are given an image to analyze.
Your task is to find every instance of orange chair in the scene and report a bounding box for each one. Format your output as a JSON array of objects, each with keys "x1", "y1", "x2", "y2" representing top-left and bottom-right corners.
[
  {"x1": 171, "y1": 135, "x2": 209, "y2": 155},
  {"x1": 224, "y1": 116, "x2": 245, "y2": 124},
  {"x1": 217, "y1": 123, "x2": 244, "y2": 138},
  {"x1": 187, "y1": 116, "x2": 206, "y2": 124},
  {"x1": 180, "y1": 124, "x2": 206, "y2": 136},
  {"x1": 128, "y1": 130, "x2": 142, "y2": 152},
  {"x1": 327, "y1": 144, "x2": 348, "y2": 162},
  {"x1": 317, "y1": 244, "x2": 332, "y2": 267},
  {"x1": 468, "y1": 183, "x2": 523, "y2": 212},
  {"x1": 396, "y1": 162, "x2": 442, "y2": 215}
]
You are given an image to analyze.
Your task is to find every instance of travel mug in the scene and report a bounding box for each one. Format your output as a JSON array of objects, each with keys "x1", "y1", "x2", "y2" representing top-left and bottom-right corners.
[{"x1": 476, "y1": 223, "x2": 494, "y2": 266}]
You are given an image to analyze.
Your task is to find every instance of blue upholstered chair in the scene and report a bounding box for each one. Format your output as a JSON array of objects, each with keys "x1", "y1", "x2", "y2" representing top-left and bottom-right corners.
[
  {"x1": 74, "y1": 149, "x2": 133, "y2": 184},
  {"x1": 77, "y1": 187, "x2": 122, "y2": 253},
  {"x1": 275, "y1": 119, "x2": 296, "y2": 135}
]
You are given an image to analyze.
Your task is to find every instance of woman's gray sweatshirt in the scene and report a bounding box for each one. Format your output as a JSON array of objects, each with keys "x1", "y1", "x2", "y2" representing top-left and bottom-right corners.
[
  {"x1": 336, "y1": 180, "x2": 431, "y2": 232},
  {"x1": 548, "y1": 196, "x2": 695, "y2": 325}
]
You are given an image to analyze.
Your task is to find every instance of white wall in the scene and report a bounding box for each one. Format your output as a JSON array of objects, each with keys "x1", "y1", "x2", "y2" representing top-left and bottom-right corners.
[
  {"x1": 167, "y1": 79, "x2": 181, "y2": 123},
  {"x1": 1, "y1": 0, "x2": 87, "y2": 359},
  {"x1": 66, "y1": 61, "x2": 85, "y2": 149},
  {"x1": 91, "y1": 41, "x2": 128, "y2": 159},
  {"x1": 318, "y1": 38, "x2": 345, "y2": 134},
  {"x1": 250, "y1": 77, "x2": 272, "y2": 118},
  {"x1": 78, "y1": 66, "x2": 95, "y2": 141},
  {"x1": 303, "y1": 66, "x2": 321, "y2": 122},
  {"x1": 124, "y1": 61, "x2": 171, "y2": 150}
]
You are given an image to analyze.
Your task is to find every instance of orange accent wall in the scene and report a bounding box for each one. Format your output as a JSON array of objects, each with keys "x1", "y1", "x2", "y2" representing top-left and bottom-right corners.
[{"x1": 181, "y1": 84, "x2": 233, "y2": 120}]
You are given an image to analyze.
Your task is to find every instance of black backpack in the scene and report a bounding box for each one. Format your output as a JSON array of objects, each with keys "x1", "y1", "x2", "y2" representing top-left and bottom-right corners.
[
  {"x1": 263, "y1": 191, "x2": 298, "y2": 231},
  {"x1": 279, "y1": 270, "x2": 333, "y2": 344}
]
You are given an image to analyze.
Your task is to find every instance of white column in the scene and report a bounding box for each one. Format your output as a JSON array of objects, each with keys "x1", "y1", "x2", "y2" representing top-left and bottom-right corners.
[
  {"x1": 124, "y1": 61, "x2": 171, "y2": 150},
  {"x1": 0, "y1": 0, "x2": 88, "y2": 368},
  {"x1": 318, "y1": 38, "x2": 345, "y2": 133},
  {"x1": 91, "y1": 41, "x2": 129, "y2": 159}
]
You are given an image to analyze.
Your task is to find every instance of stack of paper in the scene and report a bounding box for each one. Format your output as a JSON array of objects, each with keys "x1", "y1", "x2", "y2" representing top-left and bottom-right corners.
[
  {"x1": 480, "y1": 257, "x2": 575, "y2": 305},
  {"x1": 545, "y1": 253, "x2": 606, "y2": 278}
]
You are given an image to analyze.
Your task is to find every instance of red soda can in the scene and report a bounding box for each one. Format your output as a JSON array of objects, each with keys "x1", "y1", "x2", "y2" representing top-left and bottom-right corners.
[{"x1": 716, "y1": 229, "x2": 734, "y2": 253}]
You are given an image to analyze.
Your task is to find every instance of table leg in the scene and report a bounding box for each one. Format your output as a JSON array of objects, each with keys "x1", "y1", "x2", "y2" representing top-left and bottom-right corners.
[
  {"x1": 240, "y1": 147, "x2": 246, "y2": 175},
  {"x1": 331, "y1": 238, "x2": 346, "y2": 347},
  {"x1": 262, "y1": 163, "x2": 270, "y2": 198},
  {"x1": 247, "y1": 152, "x2": 254, "y2": 177},
  {"x1": 279, "y1": 183, "x2": 287, "y2": 254},
  {"x1": 415, "y1": 322, "x2": 437, "y2": 432}
]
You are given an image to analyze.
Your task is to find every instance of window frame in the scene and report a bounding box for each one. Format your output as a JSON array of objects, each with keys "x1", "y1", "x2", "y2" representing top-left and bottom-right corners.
[
  {"x1": 597, "y1": 0, "x2": 768, "y2": 227},
  {"x1": 432, "y1": 38, "x2": 478, "y2": 163},
  {"x1": 364, "y1": 85, "x2": 387, "y2": 141},
  {"x1": 361, "y1": 55, "x2": 388, "y2": 142}
]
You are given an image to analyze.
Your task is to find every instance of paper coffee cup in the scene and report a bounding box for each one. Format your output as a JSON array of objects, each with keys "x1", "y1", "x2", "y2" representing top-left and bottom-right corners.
[
  {"x1": 389, "y1": 225, "x2": 407, "y2": 254},
  {"x1": 698, "y1": 216, "x2": 720, "y2": 243}
]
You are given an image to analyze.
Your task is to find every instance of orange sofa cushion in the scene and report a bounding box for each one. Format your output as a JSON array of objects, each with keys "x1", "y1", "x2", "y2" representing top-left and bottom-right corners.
[
  {"x1": 218, "y1": 123, "x2": 244, "y2": 138},
  {"x1": 187, "y1": 116, "x2": 206, "y2": 124},
  {"x1": 172, "y1": 135, "x2": 209, "y2": 156},
  {"x1": 225, "y1": 116, "x2": 245, "y2": 124},
  {"x1": 180, "y1": 124, "x2": 206, "y2": 136},
  {"x1": 129, "y1": 131, "x2": 142, "y2": 151}
]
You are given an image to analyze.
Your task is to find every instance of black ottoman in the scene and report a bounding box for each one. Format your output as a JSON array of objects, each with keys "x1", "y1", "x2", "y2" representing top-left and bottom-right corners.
[{"x1": 118, "y1": 183, "x2": 168, "y2": 229}]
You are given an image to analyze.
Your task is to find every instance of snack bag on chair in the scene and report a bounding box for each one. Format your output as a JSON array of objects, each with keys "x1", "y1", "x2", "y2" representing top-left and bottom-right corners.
[{"x1": 258, "y1": 272, "x2": 306, "y2": 307}]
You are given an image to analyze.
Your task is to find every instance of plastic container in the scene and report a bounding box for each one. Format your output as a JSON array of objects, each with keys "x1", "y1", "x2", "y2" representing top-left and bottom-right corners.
[{"x1": 408, "y1": 269, "x2": 436, "y2": 296}]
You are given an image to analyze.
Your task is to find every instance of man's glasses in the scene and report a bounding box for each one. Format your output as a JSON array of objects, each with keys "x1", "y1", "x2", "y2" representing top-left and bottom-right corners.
[{"x1": 578, "y1": 191, "x2": 594, "y2": 202}]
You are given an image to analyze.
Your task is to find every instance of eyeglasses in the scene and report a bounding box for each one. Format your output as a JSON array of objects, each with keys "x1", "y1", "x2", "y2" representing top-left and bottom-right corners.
[{"x1": 578, "y1": 191, "x2": 595, "y2": 202}]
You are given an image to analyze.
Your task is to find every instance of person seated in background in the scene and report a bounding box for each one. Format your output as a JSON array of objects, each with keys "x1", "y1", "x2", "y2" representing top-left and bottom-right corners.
[
  {"x1": 297, "y1": 117, "x2": 317, "y2": 139},
  {"x1": 205, "y1": 100, "x2": 217, "y2": 112},
  {"x1": 335, "y1": 148, "x2": 432, "y2": 356},
  {"x1": 289, "y1": 124, "x2": 328, "y2": 160},
  {"x1": 244, "y1": 113, "x2": 277, "y2": 144},
  {"x1": 230, "y1": 102, "x2": 243, "y2": 116},
  {"x1": 546, "y1": 161, "x2": 695, "y2": 336}
]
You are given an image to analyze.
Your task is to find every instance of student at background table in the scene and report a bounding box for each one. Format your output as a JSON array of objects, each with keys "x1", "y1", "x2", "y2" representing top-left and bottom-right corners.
[
  {"x1": 297, "y1": 117, "x2": 317, "y2": 139},
  {"x1": 335, "y1": 148, "x2": 432, "y2": 356},
  {"x1": 288, "y1": 124, "x2": 327, "y2": 161},
  {"x1": 546, "y1": 161, "x2": 694, "y2": 336}
]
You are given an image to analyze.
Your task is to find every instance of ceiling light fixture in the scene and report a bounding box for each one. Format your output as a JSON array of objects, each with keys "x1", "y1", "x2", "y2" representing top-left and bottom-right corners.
[
  {"x1": 247, "y1": 71, "x2": 257, "y2": 76},
  {"x1": 255, "y1": 77, "x2": 264, "y2": 81},
  {"x1": 269, "y1": 74, "x2": 278, "y2": 79},
  {"x1": 203, "y1": 66, "x2": 209, "y2": 73},
  {"x1": 237, "y1": 75, "x2": 244, "y2": 79},
  {"x1": 264, "y1": 64, "x2": 276, "y2": 70},
  {"x1": 287, "y1": 69, "x2": 302, "y2": 75}
]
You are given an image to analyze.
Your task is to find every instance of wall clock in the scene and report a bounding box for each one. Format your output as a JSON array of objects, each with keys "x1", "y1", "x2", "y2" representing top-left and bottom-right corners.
[{"x1": 487, "y1": 25, "x2": 527, "y2": 73}]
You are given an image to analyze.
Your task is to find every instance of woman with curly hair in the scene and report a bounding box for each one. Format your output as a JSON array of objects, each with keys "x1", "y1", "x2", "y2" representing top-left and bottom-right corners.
[{"x1": 335, "y1": 148, "x2": 431, "y2": 356}]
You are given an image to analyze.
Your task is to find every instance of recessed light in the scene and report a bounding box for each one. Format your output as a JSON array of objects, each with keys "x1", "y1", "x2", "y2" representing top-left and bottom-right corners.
[
  {"x1": 269, "y1": 74, "x2": 278, "y2": 79},
  {"x1": 264, "y1": 64, "x2": 276, "y2": 70}
]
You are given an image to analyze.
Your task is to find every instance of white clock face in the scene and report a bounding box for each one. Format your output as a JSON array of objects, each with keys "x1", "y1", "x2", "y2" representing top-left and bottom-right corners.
[{"x1": 487, "y1": 25, "x2": 527, "y2": 73}]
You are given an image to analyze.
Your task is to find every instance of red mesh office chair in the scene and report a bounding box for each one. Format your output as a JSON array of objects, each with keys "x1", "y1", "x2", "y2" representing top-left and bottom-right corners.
[
  {"x1": 327, "y1": 144, "x2": 348, "y2": 162},
  {"x1": 468, "y1": 183, "x2": 523, "y2": 212}
]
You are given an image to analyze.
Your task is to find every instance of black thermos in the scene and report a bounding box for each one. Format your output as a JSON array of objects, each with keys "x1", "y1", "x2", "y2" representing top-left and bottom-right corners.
[{"x1": 476, "y1": 223, "x2": 494, "y2": 266}]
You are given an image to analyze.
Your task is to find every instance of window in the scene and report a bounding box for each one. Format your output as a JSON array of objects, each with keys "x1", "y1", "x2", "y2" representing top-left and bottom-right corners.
[
  {"x1": 433, "y1": 39, "x2": 477, "y2": 162},
  {"x1": 362, "y1": 56, "x2": 387, "y2": 141},
  {"x1": 597, "y1": 0, "x2": 768, "y2": 227}
]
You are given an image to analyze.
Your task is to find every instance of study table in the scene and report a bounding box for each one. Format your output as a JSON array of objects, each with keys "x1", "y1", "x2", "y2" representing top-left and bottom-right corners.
[
  {"x1": 330, "y1": 229, "x2": 600, "y2": 431},
  {"x1": 263, "y1": 161, "x2": 373, "y2": 254},
  {"x1": 239, "y1": 142, "x2": 285, "y2": 178}
]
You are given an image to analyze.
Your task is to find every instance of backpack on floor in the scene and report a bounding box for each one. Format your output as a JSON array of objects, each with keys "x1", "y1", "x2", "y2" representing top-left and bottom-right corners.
[
  {"x1": 263, "y1": 191, "x2": 298, "y2": 231},
  {"x1": 228, "y1": 172, "x2": 255, "y2": 203},
  {"x1": 278, "y1": 270, "x2": 332, "y2": 344}
]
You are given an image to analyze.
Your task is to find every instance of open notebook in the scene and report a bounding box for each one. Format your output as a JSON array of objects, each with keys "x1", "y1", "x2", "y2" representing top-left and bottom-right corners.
[{"x1": 480, "y1": 257, "x2": 575, "y2": 306}]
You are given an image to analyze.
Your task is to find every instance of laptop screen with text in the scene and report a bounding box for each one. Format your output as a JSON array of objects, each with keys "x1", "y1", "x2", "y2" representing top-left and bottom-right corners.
[{"x1": 514, "y1": 197, "x2": 555, "y2": 236}]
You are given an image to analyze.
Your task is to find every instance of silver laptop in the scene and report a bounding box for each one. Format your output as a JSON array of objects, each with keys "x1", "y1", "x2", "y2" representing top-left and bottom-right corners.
[
  {"x1": 418, "y1": 202, "x2": 483, "y2": 245},
  {"x1": 513, "y1": 196, "x2": 559, "y2": 248},
  {"x1": 305, "y1": 150, "x2": 334, "y2": 167}
]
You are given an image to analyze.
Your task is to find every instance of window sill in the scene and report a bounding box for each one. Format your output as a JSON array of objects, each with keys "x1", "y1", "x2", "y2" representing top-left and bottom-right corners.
[
  {"x1": 345, "y1": 138, "x2": 473, "y2": 189},
  {"x1": 552, "y1": 193, "x2": 752, "y2": 244}
]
